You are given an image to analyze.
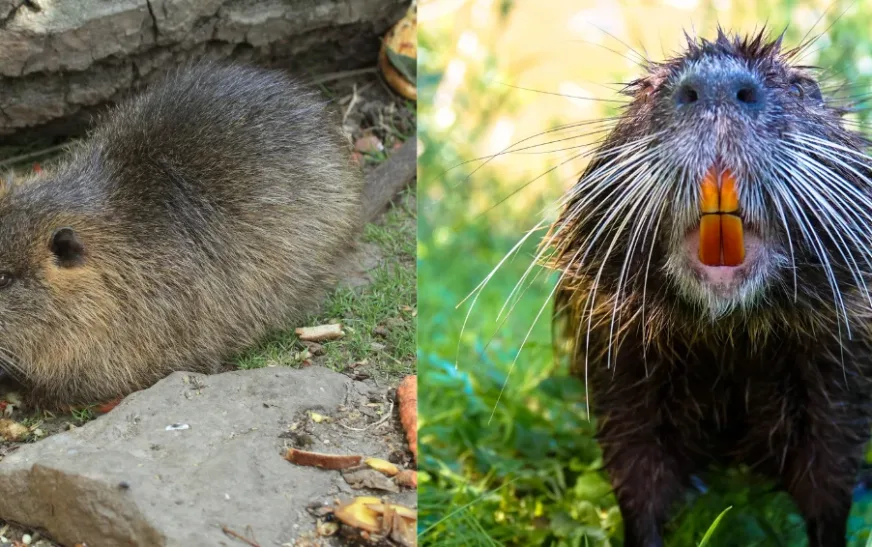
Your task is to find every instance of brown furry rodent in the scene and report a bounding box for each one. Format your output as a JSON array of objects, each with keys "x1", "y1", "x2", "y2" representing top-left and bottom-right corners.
[
  {"x1": 548, "y1": 30, "x2": 872, "y2": 546},
  {"x1": 0, "y1": 62, "x2": 361, "y2": 408}
]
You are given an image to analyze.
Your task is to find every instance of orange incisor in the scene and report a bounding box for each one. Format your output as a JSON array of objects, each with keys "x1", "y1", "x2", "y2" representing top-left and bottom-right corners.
[{"x1": 698, "y1": 168, "x2": 744, "y2": 267}]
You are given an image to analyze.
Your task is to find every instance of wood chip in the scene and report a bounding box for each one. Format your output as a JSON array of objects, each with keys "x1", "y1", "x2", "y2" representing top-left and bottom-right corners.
[
  {"x1": 364, "y1": 457, "x2": 399, "y2": 477},
  {"x1": 295, "y1": 323, "x2": 344, "y2": 342},
  {"x1": 284, "y1": 448, "x2": 361, "y2": 470},
  {"x1": 395, "y1": 469, "x2": 417, "y2": 489},
  {"x1": 397, "y1": 375, "x2": 417, "y2": 462},
  {"x1": 333, "y1": 497, "x2": 383, "y2": 533}
]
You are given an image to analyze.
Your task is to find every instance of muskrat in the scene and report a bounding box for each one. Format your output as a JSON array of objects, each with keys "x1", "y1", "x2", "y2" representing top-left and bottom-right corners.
[
  {"x1": 0, "y1": 62, "x2": 361, "y2": 408},
  {"x1": 547, "y1": 29, "x2": 872, "y2": 546}
]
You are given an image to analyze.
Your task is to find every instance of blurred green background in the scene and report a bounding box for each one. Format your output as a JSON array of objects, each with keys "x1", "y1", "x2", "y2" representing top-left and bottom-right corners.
[{"x1": 418, "y1": 0, "x2": 872, "y2": 546}]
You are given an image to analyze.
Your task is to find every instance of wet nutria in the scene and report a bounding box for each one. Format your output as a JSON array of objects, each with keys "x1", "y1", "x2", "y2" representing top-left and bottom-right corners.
[
  {"x1": 0, "y1": 62, "x2": 361, "y2": 408},
  {"x1": 548, "y1": 29, "x2": 872, "y2": 546}
]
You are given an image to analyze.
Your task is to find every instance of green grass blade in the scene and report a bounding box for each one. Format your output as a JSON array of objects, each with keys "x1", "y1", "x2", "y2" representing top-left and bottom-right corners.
[
  {"x1": 419, "y1": 477, "x2": 519, "y2": 538},
  {"x1": 698, "y1": 506, "x2": 733, "y2": 547}
]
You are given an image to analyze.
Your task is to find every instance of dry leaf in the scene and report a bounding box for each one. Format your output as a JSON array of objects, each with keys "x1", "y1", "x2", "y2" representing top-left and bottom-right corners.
[
  {"x1": 284, "y1": 448, "x2": 361, "y2": 470},
  {"x1": 395, "y1": 469, "x2": 418, "y2": 489},
  {"x1": 364, "y1": 457, "x2": 399, "y2": 477}
]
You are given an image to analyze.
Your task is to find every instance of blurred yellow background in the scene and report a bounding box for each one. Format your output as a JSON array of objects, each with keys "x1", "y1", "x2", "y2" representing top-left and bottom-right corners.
[{"x1": 420, "y1": 0, "x2": 869, "y2": 221}]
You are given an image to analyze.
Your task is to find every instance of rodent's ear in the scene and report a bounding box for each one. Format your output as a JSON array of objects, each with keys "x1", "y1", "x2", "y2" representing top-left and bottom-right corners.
[{"x1": 50, "y1": 227, "x2": 86, "y2": 268}]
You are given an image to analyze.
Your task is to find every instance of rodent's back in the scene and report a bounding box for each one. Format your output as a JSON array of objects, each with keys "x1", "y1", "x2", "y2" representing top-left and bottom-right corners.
[{"x1": 0, "y1": 63, "x2": 362, "y2": 406}]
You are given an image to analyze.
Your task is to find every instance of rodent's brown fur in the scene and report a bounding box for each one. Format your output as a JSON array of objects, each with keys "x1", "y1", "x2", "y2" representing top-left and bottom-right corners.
[
  {"x1": 549, "y1": 29, "x2": 872, "y2": 546},
  {"x1": 0, "y1": 62, "x2": 362, "y2": 408}
]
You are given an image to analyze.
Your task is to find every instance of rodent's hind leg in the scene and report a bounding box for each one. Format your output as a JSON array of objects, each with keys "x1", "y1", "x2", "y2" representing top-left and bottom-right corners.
[
  {"x1": 782, "y1": 448, "x2": 855, "y2": 547},
  {"x1": 779, "y1": 428, "x2": 861, "y2": 547},
  {"x1": 773, "y1": 365, "x2": 870, "y2": 547},
  {"x1": 599, "y1": 432, "x2": 694, "y2": 547}
]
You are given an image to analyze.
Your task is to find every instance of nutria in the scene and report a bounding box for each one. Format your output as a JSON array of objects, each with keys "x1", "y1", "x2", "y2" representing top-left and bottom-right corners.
[
  {"x1": 547, "y1": 29, "x2": 872, "y2": 546},
  {"x1": 0, "y1": 62, "x2": 362, "y2": 408}
]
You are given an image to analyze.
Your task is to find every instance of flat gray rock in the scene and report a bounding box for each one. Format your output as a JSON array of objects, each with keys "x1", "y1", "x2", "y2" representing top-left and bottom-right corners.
[{"x1": 0, "y1": 366, "x2": 411, "y2": 547}]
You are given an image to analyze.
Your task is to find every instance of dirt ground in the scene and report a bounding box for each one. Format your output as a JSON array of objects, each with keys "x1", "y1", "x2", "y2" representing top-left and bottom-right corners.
[{"x1": 0, "y1": 66, "x2": 417, "y2": 547}]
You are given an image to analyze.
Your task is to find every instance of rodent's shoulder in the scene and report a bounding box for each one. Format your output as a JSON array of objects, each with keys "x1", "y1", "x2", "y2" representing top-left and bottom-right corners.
[{"x1": 76, "y1": 62, "x2": 355, "y2": 204}]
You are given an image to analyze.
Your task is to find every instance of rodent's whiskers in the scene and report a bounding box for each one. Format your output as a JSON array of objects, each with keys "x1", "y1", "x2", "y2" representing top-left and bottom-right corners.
[
  {"x1": 454, "y1": 132, "x2": 664, "y2": 421},
  {"x1": 764, "y1": 132, "x2": 872, "y2": 355},
  {"x1": 428, "y1": 117, "x2": 621, "y2": 201},
  {"x1": 456, "y1": 132, "x2": 660, "y2": 318},
  {"x1": 769, "y1": 193, "x2": 799, "y2": 302},
  {"x1": 792, "y1": 0, "x2": 858, "y2": 62},
  {"x1": 767, "y1": 167, "x2": 852, "y2": 336},
  {"x1": 572, "y1": 144, "x2": 667, "y2": 393},
  {"x1": 544, "y1": 135, "x2": 668, "y2": 413},
  {"x1": 495, "y1": 83, "x2": 631, "y2": 105},
  {"x1": 610, "y1": 157, "x2": 671, "y2": 377},
  {"x1": 0, "y1": 346, "x2": 27, "y2": 384},
  {"x1": 476, "y1": 135, "x2": 666, "y2": 367}
]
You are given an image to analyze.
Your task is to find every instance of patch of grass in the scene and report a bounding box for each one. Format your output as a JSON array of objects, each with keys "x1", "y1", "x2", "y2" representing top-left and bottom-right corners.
[
  {"x1": 234, "y1": 188, "x2": 416, "y2": 382},
  {"x1": 71, "y1": 407, "x2": 96, "y2": 425},
  {"x1": 361, "y1": 149, "x2": 390, "y2": 166}
]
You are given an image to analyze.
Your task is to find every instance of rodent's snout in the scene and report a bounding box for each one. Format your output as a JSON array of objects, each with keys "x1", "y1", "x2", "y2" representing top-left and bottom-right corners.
[{"x1": 674, "y1": 64, "x2": 765, "y2": 114}]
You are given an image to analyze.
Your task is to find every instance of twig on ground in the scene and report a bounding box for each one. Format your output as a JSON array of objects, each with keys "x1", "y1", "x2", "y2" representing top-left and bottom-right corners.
[
  {"x1": 0, "y1": 143, "x2": 71, "y2": 169},
  {"x1": 397, "y1": 375, "x2": 417, "y2": 462},
  {"x1": 338, "y1": 399, "x2": 395, "y2": 432},
  {"x1": 342, "y1": 84, "x2": 360, "y2": 124},
  {"x1": 362, "y1": 140, "x2": 417, "y2": 222},
  {"x1": 285, "y1": 448, "x2": 362, "y2": 469},
  {"x1": 308, "y1": 67, "x2": 378, "y2": 86},
  {"x1": 221, "y1": 525, "x2": 261, "y2": 547}
]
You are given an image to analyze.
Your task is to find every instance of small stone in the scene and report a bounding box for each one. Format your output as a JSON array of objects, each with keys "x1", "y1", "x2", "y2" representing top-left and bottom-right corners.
[
  {"x1": 354, "y1": 134, "x2": 384, "y2": 154},
  {"x1": 0, "y1": 418, "x2": 28, "y2": 441},
  {"x1": 301, "y1": 341, "x2": 324, "y2": 356},
  {"x1": 341, "y1": 468, "x2": 400, "y2": 493}
]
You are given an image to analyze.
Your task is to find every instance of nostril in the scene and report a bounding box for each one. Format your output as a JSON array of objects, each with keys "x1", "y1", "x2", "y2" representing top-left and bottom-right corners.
[
  {"x1": 675, "y1": 84, "x2": 699, "y2": 106},
  {"x1": 736, "y1": 86, "x2": 759, "y2": 105}
]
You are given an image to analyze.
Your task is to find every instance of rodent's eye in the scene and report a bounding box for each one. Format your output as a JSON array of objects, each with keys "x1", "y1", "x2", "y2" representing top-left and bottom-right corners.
[
  {"x1": 0, "y1": 273, "x2": 14, "y2": 289},
  {"x1": 789, "y1": 77, "x2": 823, "y2": 103}
]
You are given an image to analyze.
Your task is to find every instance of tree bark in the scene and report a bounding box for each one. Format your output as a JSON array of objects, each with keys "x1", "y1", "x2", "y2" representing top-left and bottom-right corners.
[{"x1": 0, "y1": 0, "x2": 408, "y2": 143}]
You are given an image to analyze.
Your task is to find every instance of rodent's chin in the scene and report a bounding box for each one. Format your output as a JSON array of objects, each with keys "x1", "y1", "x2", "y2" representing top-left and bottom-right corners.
[{"x1": 668, "y1": 228, "x2": 771, "y2": 314}]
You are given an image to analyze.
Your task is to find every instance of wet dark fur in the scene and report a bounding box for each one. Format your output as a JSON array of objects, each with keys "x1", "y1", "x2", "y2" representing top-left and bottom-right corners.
[
  {"x1": 550, "y1": 30, "x2": 872, "y2": 546},
  {"x1": 0, "y1": 62, "x2": 361, "y2": 407}
]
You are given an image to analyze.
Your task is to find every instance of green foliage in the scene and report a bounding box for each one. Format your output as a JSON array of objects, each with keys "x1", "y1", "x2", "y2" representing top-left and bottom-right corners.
[{"x1": 387, "y1": 49, "x2": 417, "y2": 85}]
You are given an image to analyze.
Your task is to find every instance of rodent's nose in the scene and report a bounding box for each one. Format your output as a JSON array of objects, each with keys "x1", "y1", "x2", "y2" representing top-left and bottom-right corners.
[{"x1": 674, "y1": 68, "x2": 765, "y2": 113}]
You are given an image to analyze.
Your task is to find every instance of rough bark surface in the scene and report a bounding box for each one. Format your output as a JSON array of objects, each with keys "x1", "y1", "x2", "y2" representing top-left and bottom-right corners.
[{"x1": 0, "y1": 0, "x2": 407, "y2": 142}]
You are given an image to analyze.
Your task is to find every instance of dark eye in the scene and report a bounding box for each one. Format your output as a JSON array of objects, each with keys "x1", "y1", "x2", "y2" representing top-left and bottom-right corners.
[
  {"x1": 789, "y1": 78, "x2": 823, "y2": 102},
  {"x1": 0, "y1": 273, "x2": 13, "y2": 289}
]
